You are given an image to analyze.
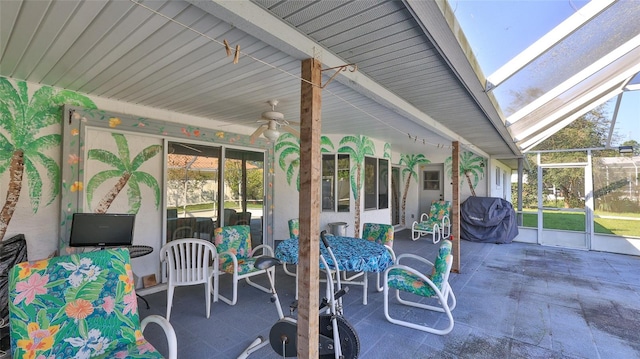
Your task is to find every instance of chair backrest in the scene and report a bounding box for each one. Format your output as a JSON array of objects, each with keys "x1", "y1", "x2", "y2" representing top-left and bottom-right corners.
[
  {"x1": 172, "y1": 226, "x2": 194, "y2": 241},
  {"x1": 429, "y1": 200, "x2": 451, "y2": 221},
  {"x1": 430, "y1": 240, "x2": 453, "y2": 290},
  {"x1": 223, "y1": 208, "x2": 238, "y2": 226},
  {"x1": 288, "y1": 218, "x2": 300, "y2": 239},
  {"x1": 235, "y1": 211, "x2": 252, "y2": 225},
  {"x1": 213, "y1": 225, "x2": 252, "y2": 261},
  {"x1": 8, "y1": 248, "x2": 161, "y2": 358},
  {"x1": 161, "y1": 238, "x2": 217, "y2": 285},
  {"x1": 361, "y1": 223, "x2": 394, "y2": 247}
]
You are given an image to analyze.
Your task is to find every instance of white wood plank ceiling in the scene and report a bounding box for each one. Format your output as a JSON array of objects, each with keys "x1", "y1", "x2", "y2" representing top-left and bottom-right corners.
[{"x1": 0, "y1": 0, "x2": 522, "y2": 161}]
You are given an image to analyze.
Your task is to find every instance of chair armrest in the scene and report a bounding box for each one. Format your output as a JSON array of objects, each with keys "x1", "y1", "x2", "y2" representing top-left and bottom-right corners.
[
  {"x1": 251, "y1": 244, "x2": 274, "y2": 257},
  {"x1": 396, "y1": 253, "x2": 435, "y2": 268},
  {"x1": 141, "y1": 315, "x2": 177, "y2": 359},
  {"x1": 420, "y1": 213, "x2": 429, "y2": 222},
  {"x1": 383, "y1": 264, "x2": 443, "y2": 296},
  {"x1": 384, "y1": 244, "x2": 396, "y2": 262},
  {"x1": 218, "y1": 250, "x2": 239, "y2": 270},
  {"x1": 442, "y1": 215, "x2": 450, "y2": 226}
]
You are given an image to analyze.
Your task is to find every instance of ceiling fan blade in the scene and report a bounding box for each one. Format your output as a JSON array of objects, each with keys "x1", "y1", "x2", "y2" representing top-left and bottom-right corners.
[
  {"x1": 282, "y1": 125, "x2": 300, "y2": 138},
  {"x1": 250, "y1": 124, "x2": 267, "y2": 143},
  {"x1": 285, "y1": 120, "x2": 300, "y2": 126}
]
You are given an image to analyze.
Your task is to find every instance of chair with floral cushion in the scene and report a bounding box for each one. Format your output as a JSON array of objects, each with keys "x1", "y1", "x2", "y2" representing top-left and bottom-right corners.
[
  {"x1": 341, "y1": 223, "x2": 396, "y2": 303},
  {"x1": 213, "y1": 225, "x2": 274, "y2": 305},
  {"x1": 288, "y1": 218, "x2": 300, "y2": 239},
  {"x1": 282, "y1": 219, "x2": 299, "y2": 280},
  {"x1": 383, "y1": 239, "x2": 456, "y2": 335},
  {"x1": 8, "y1": 248, "x2": 177, "y2": 358},
  {"x1": 411, "y1": 200, "x2": 451, "y2": 243},
  {"x1": 362, "y1": 223, "x2": 396, "y2": 292}
]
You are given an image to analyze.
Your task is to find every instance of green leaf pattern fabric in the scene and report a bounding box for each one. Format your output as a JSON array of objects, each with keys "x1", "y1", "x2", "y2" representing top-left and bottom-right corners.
[
  {"x1": 361, "y1": 223, "x2": 394, "y2": 247},
  {"x1": 213, "y1": 225, "x2": 261, "y2": 275},
  {"x1": 288, "y1": 219, "x2": 299, "y2": 239},
  {"x1": 414, "y1": 200, "x2": 450, "y2": 233},
  {"x1": 387, "y1": 240, "x2": 452, "y2": 297},
  {"x1": 8, "y1": 248, "x2": 163, "y2": 359}
]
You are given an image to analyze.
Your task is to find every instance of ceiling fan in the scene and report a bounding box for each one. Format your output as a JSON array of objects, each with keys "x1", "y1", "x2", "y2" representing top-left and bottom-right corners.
[{"x1": 250, "y1": 100, "x2": 300, "y2": 142}]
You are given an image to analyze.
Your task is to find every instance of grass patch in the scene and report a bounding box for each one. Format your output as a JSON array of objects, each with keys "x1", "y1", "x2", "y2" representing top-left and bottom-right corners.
[
  {"x1": 169, "y1": 202, "x2": 263, "y2": 214},
  {"x1": 521, "y1": 211, "x2": 640, "y2": 237}
]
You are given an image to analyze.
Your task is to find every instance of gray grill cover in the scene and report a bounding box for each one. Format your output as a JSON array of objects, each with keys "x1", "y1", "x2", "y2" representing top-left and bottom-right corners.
[{"x1": 461, "y1": 197, "x2": 518, "y2": 243}]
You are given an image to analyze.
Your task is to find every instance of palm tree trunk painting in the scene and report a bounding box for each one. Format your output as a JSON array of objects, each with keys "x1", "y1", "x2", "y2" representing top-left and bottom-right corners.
[
  {"x1": 399, "y1": 154, "x2": 430, "y2": 226},
  {"x1": 94, "y1": 172, "x2": 132, "y2": 213},
  {"x1": 465, "y1": 172, "x2": 477, "y2": 196},
  {"x1": 400, "y1": 170, "x2": 412, "y2": 226},
  {"x1": 0, "y1": 78, "x2": 96, "y2": 241},
  {"x1": 0, "y1": 150, "x2": 25, "y2": 238},
  {"x1": 391, "y1": 170, "x2": 399, "y2": 224}
]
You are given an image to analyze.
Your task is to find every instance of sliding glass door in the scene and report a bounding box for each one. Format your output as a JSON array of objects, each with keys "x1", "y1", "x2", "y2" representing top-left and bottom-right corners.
[{"x1": 166, "y1": 142, "x2": 264, "y2": 246}]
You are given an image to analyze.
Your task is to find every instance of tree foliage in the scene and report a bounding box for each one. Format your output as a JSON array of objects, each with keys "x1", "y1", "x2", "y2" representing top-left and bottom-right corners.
[{"x1": 513, "y1": 104, "x2": 639, "y2": 211}]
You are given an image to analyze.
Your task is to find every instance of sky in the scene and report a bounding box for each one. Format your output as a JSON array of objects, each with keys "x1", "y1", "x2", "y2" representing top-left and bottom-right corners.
[{"x1": 447, "y1": 0, "x2": 638, "y2": 145}]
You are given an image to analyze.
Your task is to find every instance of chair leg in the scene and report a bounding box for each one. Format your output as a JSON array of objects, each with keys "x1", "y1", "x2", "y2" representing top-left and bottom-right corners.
[
  {"x1": 384, "y1": 287, "x2": 454, "y2": 335},
  {"x1": 363, "y1": 273, "x2": 368, "y2": 305},
  {"x1": 166, "y1": 284, "x2": 175, "y2": 321},
  {"x1": 205, "y1": 278, "x2": 212, "y2": 318},
  {"x1": 376, "y1": 272, "x2": 383, "y2": 292},
  {"x1": 217, "y1": 272, "x2": 239, "y2": 306}
]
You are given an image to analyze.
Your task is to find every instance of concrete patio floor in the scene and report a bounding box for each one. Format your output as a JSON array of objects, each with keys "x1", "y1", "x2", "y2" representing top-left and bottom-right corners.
[{"x1": 140, "y1": 229, "x2": 640, "y2": 358}]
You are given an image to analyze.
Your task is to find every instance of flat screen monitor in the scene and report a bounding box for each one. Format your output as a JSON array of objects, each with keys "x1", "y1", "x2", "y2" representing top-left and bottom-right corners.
[{"x1": 69, "y1": 213, "x2": 135, "y2": 247}]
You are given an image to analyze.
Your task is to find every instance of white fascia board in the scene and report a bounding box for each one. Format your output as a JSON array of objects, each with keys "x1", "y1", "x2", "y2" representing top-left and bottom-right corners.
[
  {"x1": 187, "y1": 0, "x2": 470, "y2": 146},
  {"x1": 508, "y1": 34, "x2": 640, "y2": 125},
  {"x1": 486, "y1": 0, "x2": 616, "y2": 90}
]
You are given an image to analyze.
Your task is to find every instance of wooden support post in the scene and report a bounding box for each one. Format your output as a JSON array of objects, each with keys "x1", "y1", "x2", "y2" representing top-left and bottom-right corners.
[
  {"x1": 297, "y1": 58, "x2": 322, "y2": 358},
  {"x1": 451, "y1": 141, "x2": 461, "y2": 273}
]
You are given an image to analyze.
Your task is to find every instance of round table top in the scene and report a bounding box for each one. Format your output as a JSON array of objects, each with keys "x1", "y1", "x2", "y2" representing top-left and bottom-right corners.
[{"x1": 275, "y1": 236, "x2": 393, "y2": 273}]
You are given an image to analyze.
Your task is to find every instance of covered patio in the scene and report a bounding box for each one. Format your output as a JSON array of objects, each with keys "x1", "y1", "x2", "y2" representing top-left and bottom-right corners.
[
  {"x1": 140, "y1": 230, "x2": 640, "y2": 358},
  {"x1": 1, "y1": 0, "x2": 640, "y2": 358}
]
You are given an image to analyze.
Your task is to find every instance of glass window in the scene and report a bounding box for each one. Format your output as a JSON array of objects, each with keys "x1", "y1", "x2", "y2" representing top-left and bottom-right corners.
[
  {"x1": 322, "y1": 154, "x2": 350, "y2": 212},
  {"x1": 379, "y1": 159, "x2": 389, "y2": 209},
  {"x1": 364, "y1": 157, "x2": 377, "y2": 209},
  {"x1": 365, "y1": 157, "x2": 389, "y2": 210},
  {"x1": 423, "y1": 171, "x2": 440, "y2": 190}
]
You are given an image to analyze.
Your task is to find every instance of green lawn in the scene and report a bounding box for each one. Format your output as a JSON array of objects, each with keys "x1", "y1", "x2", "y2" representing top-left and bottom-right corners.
[
  {"x1": 521, "y1": 211, "x2": 640, "y2": 237},
  {"x1": 169, "y1": 201, "x2": 263, "y2": 214}
]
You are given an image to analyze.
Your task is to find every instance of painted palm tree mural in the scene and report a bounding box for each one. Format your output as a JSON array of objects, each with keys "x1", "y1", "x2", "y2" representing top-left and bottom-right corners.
[
  {"x1": 445, "y1": 151, "x2": 485, "y2": 196},
  {"x1": 275, "y1": 133, "x2": 334, "y2": 191},
  {"x1": 338, "y1": 135, "x2": 375, "y2": 238},
  {"x1": 0, "y1": 78, "x2": 95, "y2": 240},
  {"x1": 86, "y1": 133, "x2": 161, "y2": 214},
  {"x1": 399, "y1": 154, "x2": 431, "y2": 226}
]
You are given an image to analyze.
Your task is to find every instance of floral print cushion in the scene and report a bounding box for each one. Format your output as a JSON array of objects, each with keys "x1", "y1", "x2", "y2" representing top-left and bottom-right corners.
[
  {"x1": 362, "y1": 223, "x2": 394, "y2": 247},
  {"x1": 288, "y1": 219, "x2": 300, "y2": 239},
  {"x1": 8, "y1": 248, "x2": 163, "y2": 359},
  {"x1": 428, "y1": 200, "x2": 451, "y2": 222},
  {"x1": 214, "y1": 225, "x2": 258, "y2": 273},
  {"x1": 413, "y1": 219, "x2": 439, "y2": 233},
  {"x1": 387, "y1": 240, "x2": 452, "y2": 297}
]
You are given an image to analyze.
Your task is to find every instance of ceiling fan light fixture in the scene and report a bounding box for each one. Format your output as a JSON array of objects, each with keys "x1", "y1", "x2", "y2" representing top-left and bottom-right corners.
[{"x1": 263, "y1": 128, "x2": 280, "y2": 141}]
